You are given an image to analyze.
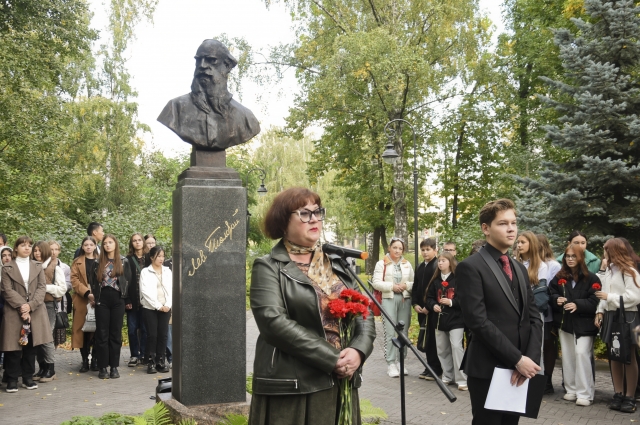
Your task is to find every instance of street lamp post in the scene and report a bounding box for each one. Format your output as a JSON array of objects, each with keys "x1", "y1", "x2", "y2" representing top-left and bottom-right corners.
[
  {"x1": 242, "y1": 168, "x2": 268, "y2": 243},
  {"x1": 382, "y1": 119, "x2": 419, "y2": 268}
]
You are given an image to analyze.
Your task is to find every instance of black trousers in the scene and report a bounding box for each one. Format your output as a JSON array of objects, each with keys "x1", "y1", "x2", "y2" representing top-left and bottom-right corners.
[
  {"x1": 142, "y1": 307, "x2": 171, "y2": 362},
  {"x1": 467, "y1": 376, "x2": 520, "y2": 425},
  {"x1": 426, "y1": 312, "x2": 443, "y2": 376},
  {"x1": 95, "y1": 287, "x2": 125, "y2": 368},
  {"x1": 5, "y1": 334, "x2": 37, "y2": 381}
]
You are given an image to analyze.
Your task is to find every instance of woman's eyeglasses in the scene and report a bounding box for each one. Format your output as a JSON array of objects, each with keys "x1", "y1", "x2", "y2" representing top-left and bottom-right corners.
[{"x1": 292, "y1": 208, "x2": 326, "y2": 223}]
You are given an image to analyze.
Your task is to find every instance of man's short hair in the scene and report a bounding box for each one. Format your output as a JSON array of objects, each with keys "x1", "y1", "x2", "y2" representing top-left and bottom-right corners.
[
  {"x1": 443, "y1": 241, "x2": 456, "y2": 248},
  {"x1": 87, "y1": 222, "x2": 102, "y2": 237},
  {"x1": 0, "y1": 233, "x2": 7, "y2": 245},
  {"x1": 479, "y1": 199, "x2": 516, "y2": 226},
  {"x1": 420, "y1": 238, "x2": 437, "y2": 249}
]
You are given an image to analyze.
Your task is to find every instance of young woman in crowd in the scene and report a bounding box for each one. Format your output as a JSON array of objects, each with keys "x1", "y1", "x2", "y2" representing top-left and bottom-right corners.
[
  {"x1": 549, "y1": 246, "x2": 600, "y2": 406},
  {"x1": 88, "y1": 235, "x2": 131, "y2": 379},
  {"x1": 557, "y1": 231, "x2": 601, "y2": 274},
  {"x1": 143, "y1": 234, "x2": 156, "y2": 253},
  {"x1": 71, "y1": 236, "x2": 98, "y2": 373},
  {"x1": 595, "y1": 238, "x2": 640, "y2": 413},
  {"x1": 125, "y1": 233, "x2": 148, "y2": 367},
  {"x1": 0, "y1": 236, "x2": 52, "y2": 392},
  {"x1": 425, "y1": 252, "x2": 467, "y2": 391},
  {"x1": 139, "y1": 246, "x2": 172, "y2": 374},
  {"x1": 32, "y1": 241, "x2": 67, "y2": 383},
  {"x1": 537, "y1": 233, "x2": 563, "y2": 393},
  {"x1": 371, "y1": 237, "x2": 414, "y2": 378},
  {"x1": 0, "y1": 246, "x2": 11, "y2": 369},
  {"x1": 49, "y1": 240, "x2": 72, "y2": 339},
  {"x1": 515, "y1": 231, "x2": 549, "y2": 371}
]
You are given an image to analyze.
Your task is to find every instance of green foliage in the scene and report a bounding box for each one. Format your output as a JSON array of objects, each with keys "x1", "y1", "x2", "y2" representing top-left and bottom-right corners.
[
  {"x1": 246, "y1": 373, "x2": 253, "y2": 395},
  {"x1": 141, "y1": 403, "x2": 171, "y2": 425},
  {"x1": 360, "y1": 398, "x2": 388, "y2": 425},
  {"x1": 60, "y1": 412, "x2": 142, "y2": 425},
  {"x1": 527, "y1": 0, "x2": 640, "y2": 246},
  {"x1": 220, "y1": 414, "x2": 249, "y2": 425}
]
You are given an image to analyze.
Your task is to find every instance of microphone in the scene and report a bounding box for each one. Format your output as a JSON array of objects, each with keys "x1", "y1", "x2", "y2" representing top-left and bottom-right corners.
[{"x1": 322, "y1": 243, "x2": 369, "y2": 260}]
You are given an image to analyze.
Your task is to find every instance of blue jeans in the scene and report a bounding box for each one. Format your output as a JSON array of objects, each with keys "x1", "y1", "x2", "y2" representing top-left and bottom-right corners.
[
  {"x1": 165, "y1": 324, "x2": 172, "y2": 362},
  {"x1": 126, "y1": 308, "x2": 147, "y2": 359}
]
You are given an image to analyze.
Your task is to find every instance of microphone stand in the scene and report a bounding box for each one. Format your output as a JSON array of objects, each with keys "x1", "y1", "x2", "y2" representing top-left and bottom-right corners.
[{"x1": 336, "y1": 257, "x2": 456, "y2": 425}]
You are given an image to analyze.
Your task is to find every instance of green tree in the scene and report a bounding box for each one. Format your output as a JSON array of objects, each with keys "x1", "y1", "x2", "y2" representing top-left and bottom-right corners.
[
  {"x1": 262, "y1": 0, "x2": 490, "y2": 266},
  {"x1": 527, "y1": 0, "x2": 640, "y2": 246}
]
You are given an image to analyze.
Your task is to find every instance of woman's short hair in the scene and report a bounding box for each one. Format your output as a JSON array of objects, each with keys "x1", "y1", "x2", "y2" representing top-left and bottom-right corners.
[
  {"x1": 262, "y1": 187, "x2": 322, "y2": 240},
  {"x1": 389, "y1": 237, "x2": 406, "y2": 252},
  {"x1": 13, "y1": 236, "x2": 33, "y2": 251},
  {"x1": 48, "y1": 240, "x2": 62, "y2": 250}
]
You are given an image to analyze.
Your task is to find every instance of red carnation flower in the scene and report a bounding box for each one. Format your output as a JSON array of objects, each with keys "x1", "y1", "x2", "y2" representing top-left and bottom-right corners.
[
  {"x1": 340, "y1": 289, "x2": 360, "y2": 301},
  {"x1": 328, "y1": 299, "x2": 348, "y2": 319},
  {"x1": 592, "y1": 283, "x2": 602, "y2": 291},
  {"x1": 442, "y1": 281, "x2": 449, "y2": 288},
  {"x1": 558, "y1": 279, "x2": 567, "y2": 286}
]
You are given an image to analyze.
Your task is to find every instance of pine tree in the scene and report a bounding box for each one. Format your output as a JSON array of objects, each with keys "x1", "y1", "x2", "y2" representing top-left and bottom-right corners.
[{"x1": 526, "y1": 0, "x2": 640, "y2": 246}]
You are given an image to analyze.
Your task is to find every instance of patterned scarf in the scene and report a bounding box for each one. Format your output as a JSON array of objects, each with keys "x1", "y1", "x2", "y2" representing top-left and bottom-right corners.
[{"x1": 284, "y1": 239, "x2": 342, "y2": 295}]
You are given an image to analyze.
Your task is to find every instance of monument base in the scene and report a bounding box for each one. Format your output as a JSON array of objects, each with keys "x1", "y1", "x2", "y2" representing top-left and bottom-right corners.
[{"x1": 158, "y1": 393, "x2": 251, "y2": 424}]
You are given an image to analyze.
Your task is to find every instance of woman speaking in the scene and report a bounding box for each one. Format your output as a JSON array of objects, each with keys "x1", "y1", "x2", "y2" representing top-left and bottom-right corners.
[{"x1": 249, "y1": 187, "x2": 375, "y2": 425}]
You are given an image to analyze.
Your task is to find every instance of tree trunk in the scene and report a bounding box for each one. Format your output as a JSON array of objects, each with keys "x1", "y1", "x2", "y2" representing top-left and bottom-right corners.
[
  {"x1": 517, "y1": 63, "x2": 533, "y2": 147},
  {"x1": 380, "y1": 228, "x2": 389, "y2": 254},
  {"x1": 391, "y1": 125, "x2": 409, "y2": 243},
  {"x1": 366, "y1": 231, "x2": 375, "y2": 275},
  {"x1": 451, "y1": 121, "x2": 467, "y2": 229}
]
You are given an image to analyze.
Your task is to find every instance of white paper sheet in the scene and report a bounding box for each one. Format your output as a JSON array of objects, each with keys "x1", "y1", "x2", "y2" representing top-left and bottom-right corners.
[{"x1": 484, "y1": 368, "x2": 529, "y2": 414}]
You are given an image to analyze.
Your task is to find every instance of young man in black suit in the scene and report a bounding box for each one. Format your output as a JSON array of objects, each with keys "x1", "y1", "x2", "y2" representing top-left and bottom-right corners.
[
  {"x1": 412, "y1": 238, "x2": 442, "y2": 380},
  {"x1": 457, "y1": 199, "x2": 542, "y2": 424}
]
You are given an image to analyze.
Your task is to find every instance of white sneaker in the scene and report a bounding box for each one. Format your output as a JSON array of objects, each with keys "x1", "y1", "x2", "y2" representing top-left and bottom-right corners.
[
  {"x1": 396, "y1": 363, "x2": 408, "y2": 375},
  {"x1": 563, "y1": 393, "x2": 577, "y2": 401},
  {"x1": 576, "y1": 398, "x2": 592, "y2": 406},
  {"x1": 387, "y1": 364, "x2": 400, "y2": 378},
  {"x1": 441, "y1": 377, "x2": 453, "y2": 385},
  {"x1": 458, "y1": 384, "x2": 468, "y2": 391}
]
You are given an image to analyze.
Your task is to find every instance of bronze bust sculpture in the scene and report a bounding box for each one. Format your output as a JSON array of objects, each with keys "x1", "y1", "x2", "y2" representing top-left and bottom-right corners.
[{"x1": 158, "y1": 39, "x2": 260, "y2": 151}]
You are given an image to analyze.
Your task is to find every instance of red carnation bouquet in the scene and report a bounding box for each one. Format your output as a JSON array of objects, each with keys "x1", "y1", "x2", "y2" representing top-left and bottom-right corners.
[
  {"x1": 558, "y1": 279, "x2": 567, "y2": 328},
  {"x1": 328, "y1": 288, "x2": 371, "y2": 425},
  {"x1": 592, "y1": 283, "x2": 601, "y2": 291}
]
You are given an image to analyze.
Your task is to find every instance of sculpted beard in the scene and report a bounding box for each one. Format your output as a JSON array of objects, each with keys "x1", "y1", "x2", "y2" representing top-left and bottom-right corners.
[{"x1": 190, "y1": 69, "x2": 232, "y2": 117}]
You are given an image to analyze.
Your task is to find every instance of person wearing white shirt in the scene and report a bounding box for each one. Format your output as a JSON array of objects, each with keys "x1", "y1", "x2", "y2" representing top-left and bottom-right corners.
[
  {"x1": 595, "y1": 238, "x2": 640, "y2": 414},
  {"x1": 139, "y1": 246, "x2": 172, "y2": 374}
]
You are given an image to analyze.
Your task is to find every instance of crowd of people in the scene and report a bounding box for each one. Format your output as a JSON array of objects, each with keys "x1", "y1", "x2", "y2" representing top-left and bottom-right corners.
[
  {"x1": 247, "y1": 188, "x2": 640, "y2": 425},
  {"x1": 0, "y1": 223, "x2": 174, "y2": 393},
  {"x1": 371, "y1": 212, "x2": 640, "y2": 419}
]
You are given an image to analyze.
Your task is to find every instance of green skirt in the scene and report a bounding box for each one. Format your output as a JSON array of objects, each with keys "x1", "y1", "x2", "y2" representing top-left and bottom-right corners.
[{"x1": 249, "y1": 383, "x2": 361, "y2": 425}]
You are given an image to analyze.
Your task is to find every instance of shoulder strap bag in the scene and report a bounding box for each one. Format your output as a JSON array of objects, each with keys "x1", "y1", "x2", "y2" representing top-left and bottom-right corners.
[{"x1": 608, "y1": 295, "x2": 632, "y2": 365}]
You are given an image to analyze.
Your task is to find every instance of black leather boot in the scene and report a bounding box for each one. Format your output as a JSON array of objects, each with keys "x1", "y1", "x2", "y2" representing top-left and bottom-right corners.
[
  {"x1": 39, "y1": 363, "x2": 56, "y2": 382},
  {"x1": 156, "y1": 357, "x2": 170, "y2": 373},
  {"x1": 109, "y1": 367, "x2": 120, "y2": 379},
  {"x1": 90, "y1": 358, "x2": 99, "y2": 371},
  {"x1": 33, "y1": 361, "x2": 46, "y2": 381},
  {"x1": 147, "y1": 355, "x2": 157, "y2": 374},
  {"x1": 79, "y1": 359, "x2": 89, "y2": 373},
  {"x1": 98, "y1": 368, "x2": 109, "y2": 379}
]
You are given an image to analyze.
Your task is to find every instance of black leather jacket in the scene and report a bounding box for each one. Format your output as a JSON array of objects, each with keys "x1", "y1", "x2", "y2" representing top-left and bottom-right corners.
[
  {"x1": 89, "y1": 256, "x2": 131, "y2": 303},
  {"x1": 250, "y1": 240, "x2": 376, "y2": 396}
]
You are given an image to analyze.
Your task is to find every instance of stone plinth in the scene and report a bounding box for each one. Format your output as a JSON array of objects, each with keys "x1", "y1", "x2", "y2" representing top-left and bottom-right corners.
[
  {"x1": 158, "y1": 393, "x2": 251, "y2": 424},
  {"x1": 172, "y1": 167, "x2": 247, "y2": 406}
]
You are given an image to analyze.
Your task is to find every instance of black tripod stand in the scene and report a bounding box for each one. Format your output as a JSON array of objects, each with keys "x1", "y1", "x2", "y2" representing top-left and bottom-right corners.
[{"x1": 339, "y1": 257, "x2": 456, "y2": 425}]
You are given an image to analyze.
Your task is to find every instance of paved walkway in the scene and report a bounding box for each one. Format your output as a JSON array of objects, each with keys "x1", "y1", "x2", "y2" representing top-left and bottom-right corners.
[{"x1": 1, "y1": 312, "x2": 638, "y2": 424}]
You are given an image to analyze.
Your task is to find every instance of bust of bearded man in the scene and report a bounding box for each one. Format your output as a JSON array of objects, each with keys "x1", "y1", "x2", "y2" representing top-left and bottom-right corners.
[{"x1": 157, "y1": 39, "x2": 260, "y2": 151}]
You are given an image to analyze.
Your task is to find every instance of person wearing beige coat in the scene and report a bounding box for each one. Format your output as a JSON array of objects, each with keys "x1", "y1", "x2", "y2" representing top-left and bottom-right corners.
[
  {"x1": 371, "y1": 237, "x2": 414, "y2": 378},
  {"x1": 70, "y1": 236, "x2": 98, "y2": 373},
  {"x1": 0, "y1": 236, "x2": 53, "y2": 392}
]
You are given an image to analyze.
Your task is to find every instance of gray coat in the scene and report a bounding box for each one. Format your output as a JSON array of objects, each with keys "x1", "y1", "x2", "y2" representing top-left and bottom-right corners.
[{"x1": 0, "y1": 260, "x2": 53, "y2": 351}]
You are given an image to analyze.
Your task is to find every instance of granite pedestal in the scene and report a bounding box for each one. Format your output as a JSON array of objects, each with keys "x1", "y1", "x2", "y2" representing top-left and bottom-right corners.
[{"x1": 172, "y1": 151, "x2": 247, "y2": 407}]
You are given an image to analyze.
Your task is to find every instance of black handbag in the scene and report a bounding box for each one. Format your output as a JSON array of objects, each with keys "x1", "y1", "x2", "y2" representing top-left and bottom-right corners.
[
  {"x1": 608, "y1": 296, "x2": 632, "y2": 365},
  {"x1": 54, "y1": 300, "x2": 69, "y2": 330}
]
